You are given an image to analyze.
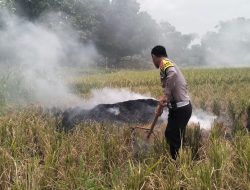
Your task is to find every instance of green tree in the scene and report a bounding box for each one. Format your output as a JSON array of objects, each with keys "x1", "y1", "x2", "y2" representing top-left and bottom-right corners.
[
  {"x1": 7, "y1": 0, "x2": 109, "y2": 41},
  {"x1": 94, "y1": 0, "x2": 158, "y2": 66},
  {"x1": 0, "y1": 0, "x2": 15, "y2": 12},
  {"x1": 159, "y1": 22, "x2": 196, "y2": 66}
]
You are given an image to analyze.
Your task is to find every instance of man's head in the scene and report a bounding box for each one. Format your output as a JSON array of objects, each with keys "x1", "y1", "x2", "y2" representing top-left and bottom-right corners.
[{"x1": 151, "y1": 45, "x2": 168, "y2": 68}]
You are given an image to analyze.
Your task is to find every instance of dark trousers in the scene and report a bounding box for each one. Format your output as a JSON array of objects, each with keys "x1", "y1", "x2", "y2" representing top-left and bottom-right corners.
[{"x1": 165, "y1": 103, "x2": 192, "y2": 160}]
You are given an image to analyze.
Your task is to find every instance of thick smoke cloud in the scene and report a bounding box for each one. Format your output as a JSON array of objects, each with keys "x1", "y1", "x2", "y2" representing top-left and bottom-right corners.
[
  {"x1": 2, "y1": 1, "x2": 249, "y2": 68},
  {"x1": 0, "y1": 9, "x2": 99, "y2": 108},
  {"x1": 150, "y1": 18, "x2": 250, "y2": 68},
  {"x1": 200, "y1": 18, "x2": 250, "y2": 67}
]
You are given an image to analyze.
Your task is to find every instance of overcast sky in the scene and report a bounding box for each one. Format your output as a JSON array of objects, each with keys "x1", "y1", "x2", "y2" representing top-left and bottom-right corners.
[{"x1": 137, "y1": 0, "x2": 250, "y2": 36}]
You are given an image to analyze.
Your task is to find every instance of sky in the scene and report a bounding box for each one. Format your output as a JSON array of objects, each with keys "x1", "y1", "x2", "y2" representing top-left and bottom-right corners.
[{"x1": 137, "y1": 0, "x2": 250, "y2": 36}]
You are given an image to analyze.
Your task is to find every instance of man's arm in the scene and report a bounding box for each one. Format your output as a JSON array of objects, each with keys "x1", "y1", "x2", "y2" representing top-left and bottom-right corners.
[
  {"x1": 156, "y1": 61, "x2": 177, "y2": 116},
  {"x1": 162, "y1": 66, "x2": 177, "y2": 103}
]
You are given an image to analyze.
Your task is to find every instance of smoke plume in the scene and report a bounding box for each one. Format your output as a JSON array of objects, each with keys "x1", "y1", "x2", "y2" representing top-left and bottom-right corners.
[
  {"x1": 189, "y1": 110, "x2": 217, "y2": 130},
  {"x1": 82, "y1": 88, "x2": 152, "y2": 109},
  {"x1": 81, "y1": 88, "x2": 217, "y2": 130},
  {"x1": 201, "y1": 18, "x2": 250, "y2": 67},
  {"x1": 0, "y1": 9, "x2": 99, "y2": 108}
]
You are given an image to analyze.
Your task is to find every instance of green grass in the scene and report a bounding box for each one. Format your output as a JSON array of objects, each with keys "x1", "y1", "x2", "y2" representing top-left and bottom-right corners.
[{"x1": 0, "y1": 68, "x2": 250, "y2": 189}]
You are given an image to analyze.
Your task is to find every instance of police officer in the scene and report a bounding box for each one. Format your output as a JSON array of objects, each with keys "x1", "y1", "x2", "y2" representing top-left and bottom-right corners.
[{"x1": 151, "y1": 45, "x2": 192, "y2": 160}]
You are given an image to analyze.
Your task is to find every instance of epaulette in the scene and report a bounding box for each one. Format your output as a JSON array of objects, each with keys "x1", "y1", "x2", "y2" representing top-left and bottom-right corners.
[{"x1": 160, "y1": 59, "x2": 174, "y2": 72}]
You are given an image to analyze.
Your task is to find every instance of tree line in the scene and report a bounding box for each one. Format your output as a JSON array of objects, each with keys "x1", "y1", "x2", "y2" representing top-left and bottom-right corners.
[{"x1": 1, "y1": 0, "x2": 250, "y2": 67}]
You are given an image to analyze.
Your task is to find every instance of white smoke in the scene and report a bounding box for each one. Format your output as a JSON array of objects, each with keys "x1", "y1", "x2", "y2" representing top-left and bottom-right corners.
[
  {"x1": 82, "y1": 87, "x2": 152, "y2": 109},
  {"x1": 0, "y1": 9, "x2": 98, "y2": 108},
  {"x1": 108, "y1": 107, "x2": 120, "y2": 115},
  {"x1": 202, "y1": 18, "x2": 250, "y2": 67},
  {"x1": 81, "y1": 88, "x2": 217, "y2": 130},
  {"x1": 158, "y1": 109, "x2": 216, "y2": 130},
  {"x1": 189, "y1": 110, "x2": 217, "y2": 130}
]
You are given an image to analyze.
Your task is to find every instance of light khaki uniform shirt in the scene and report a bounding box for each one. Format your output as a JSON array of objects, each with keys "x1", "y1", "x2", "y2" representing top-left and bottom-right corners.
[{"x1": 160, "y1": 58, "x2": 190, "y2": 103}]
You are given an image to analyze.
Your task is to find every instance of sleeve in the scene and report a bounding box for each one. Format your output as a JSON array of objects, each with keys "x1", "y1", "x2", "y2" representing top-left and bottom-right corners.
[
  {"x1": 160, "y1": 60, "x2": 174, "y2": 75},
  {"x1": 162, "y1": 67, "x2": 177, "y2": 102}
]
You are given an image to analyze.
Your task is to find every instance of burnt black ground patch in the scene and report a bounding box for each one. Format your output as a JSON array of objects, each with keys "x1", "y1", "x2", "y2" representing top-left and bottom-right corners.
[{"x1": 61, "y1": 99, "x2": 159, "y2": 131}]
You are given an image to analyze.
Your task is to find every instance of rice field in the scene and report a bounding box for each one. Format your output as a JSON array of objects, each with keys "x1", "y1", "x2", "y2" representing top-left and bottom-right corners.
[{"x1": 0, "y1": 68, "x2": 250, "y2": 189}]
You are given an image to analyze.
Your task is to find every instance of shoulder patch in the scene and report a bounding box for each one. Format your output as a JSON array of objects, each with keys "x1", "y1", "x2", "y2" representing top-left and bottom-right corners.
[{"x1": 160, "y1": 59, "x2": 174, "y2": 71}]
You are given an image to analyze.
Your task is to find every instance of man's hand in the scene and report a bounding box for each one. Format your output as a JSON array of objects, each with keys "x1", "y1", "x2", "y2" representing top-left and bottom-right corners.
[
  {"x1": 159, "y1": 96, "x2": 168, "y2": 107},
  {"x1": 155, "y1": 104, "x2": 163, "y2": 116},
  {"x1": 155, "y1": 96, "x2": 168, "y2": 116}
]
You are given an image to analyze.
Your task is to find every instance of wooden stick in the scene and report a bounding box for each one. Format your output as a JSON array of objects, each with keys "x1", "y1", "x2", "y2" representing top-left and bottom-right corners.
[{"x1": 147, "y1": 113, "x2": 160, "y2": 139}]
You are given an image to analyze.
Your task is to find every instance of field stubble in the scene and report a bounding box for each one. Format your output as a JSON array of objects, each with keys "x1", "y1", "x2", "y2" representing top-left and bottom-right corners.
[{"x1": 0, "y1": 68, "x2": 250, "y2": 189}]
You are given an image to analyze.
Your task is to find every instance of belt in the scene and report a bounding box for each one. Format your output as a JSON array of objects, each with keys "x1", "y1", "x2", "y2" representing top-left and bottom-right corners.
[{"x1": 167, "y1": 101, "x2": 190, "y2": 109}]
